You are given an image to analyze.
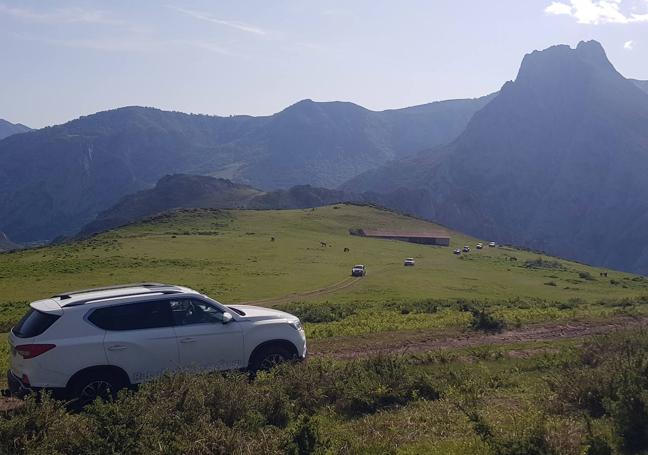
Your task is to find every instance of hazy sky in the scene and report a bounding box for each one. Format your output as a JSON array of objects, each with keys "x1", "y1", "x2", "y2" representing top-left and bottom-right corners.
[{"x1": 1, "y1": 0, "x2": 647, "y2": 128}]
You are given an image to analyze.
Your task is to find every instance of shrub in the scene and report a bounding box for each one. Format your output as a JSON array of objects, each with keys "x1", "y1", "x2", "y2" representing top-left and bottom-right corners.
[
  {"x1": 390, "y1": 299, "x2": 441, "y2": 315},
  {"x1": 284, "y1": 416, "x2": 330, "y2": 455},
  {"x1": 523, "y1": 257, "x2": 563, "y2": 270},
  {"x1": 276, "y1": 302, "x2": 356, "y2": 323},
  {"x1": 548, "y1": 331, "x2": 648, "y2": 452},
  {"x1": 579, "y1": 271, "x2": 595, "y2": 281},
  {"x1": 469, "y1": 307, "x2": 506, "y2": 333},
  {"x1": 0, "y1": 357, "x2": 442, "y2": 454},
  {"x1": 459, "y1": 405, "x2": 555, "y2": 455}
]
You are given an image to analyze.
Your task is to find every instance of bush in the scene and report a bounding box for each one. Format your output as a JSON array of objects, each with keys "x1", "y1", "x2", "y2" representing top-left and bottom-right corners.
[
  {"x1": 460, "y1": 405, "x2": 555, "y2": 455},
  {"x1": 0, "y1": 357, "x2": 441, "y2": 454},
  {"x1": 390, "y1": 298, "x2": 441, "y2": 315},
  {"x1": 523, "y1": 257, "x2": 563, "y2": 270},
  {"x1": 548, "y1": 331, "x2": 648, "y2": 452},
  {"x1": 276, "y1": 302, "x2": 356, "y2": 323},
  {"x1": 579, "y1": 271, "x2": 595, "y2": 281},
  {"x1": 284, "y1": 416, "x2": 329, "y2": 455},
  {"x1": 464, "y1": 306, "x2": 506, "y2": 333}
]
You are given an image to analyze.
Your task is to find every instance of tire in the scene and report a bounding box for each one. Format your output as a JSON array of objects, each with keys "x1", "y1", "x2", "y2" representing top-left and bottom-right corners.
[
  {"x1": 70, "y1": 370, "x2": 125, "y2": 406},
  {"x1": 250, "y1": 345, "x2": 294, "y2": 372}
]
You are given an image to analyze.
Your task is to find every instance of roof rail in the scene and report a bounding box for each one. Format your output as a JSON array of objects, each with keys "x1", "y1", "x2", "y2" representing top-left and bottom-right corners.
[
  {"x1": 61, "y1": 289, "x2": 184, "y2": 307},
  {"x1": 52, "y1": 282, "x2": 173, "y2": 300}
]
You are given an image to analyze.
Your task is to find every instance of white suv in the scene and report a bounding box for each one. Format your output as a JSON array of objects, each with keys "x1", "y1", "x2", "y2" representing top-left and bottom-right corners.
[{"x1": 8, "y1": 283, "x2": 306, "y2": 402}]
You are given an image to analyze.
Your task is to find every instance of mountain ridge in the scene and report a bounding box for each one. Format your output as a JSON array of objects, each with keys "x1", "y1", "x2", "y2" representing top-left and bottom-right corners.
[{"x1": 0, "y1": 95, "x2": 493, "y2": 243}]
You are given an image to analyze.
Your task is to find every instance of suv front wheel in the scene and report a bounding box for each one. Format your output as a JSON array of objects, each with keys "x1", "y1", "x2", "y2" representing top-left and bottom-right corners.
[{"x1": 250, "y1": 345, "x2": 294, "y2": 372}]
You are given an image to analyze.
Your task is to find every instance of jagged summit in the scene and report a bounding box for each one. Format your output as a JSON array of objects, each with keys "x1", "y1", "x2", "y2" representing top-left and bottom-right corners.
[{"x1": 515, "y1": 40, "x2": 617, "y2": 88}]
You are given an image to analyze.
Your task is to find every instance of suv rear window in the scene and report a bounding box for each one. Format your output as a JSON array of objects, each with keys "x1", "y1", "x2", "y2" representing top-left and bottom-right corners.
[
  {"x1": 13, "y1": 309, "x2": 60, "y2": 338},
  {"x1": 88, "y1": 300, "x2": 172, "y2": 331}
]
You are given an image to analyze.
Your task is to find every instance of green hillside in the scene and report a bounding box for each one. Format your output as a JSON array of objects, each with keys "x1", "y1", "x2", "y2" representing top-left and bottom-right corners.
[
  {"x1": 1, "y1": 205, "x2": 646, "y2": 340},
  {"x1": 2, "y1": 205, "x2": 648, "y2": 453}
]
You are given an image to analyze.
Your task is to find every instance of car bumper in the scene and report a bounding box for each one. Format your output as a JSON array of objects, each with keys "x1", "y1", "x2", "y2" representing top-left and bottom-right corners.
[
  {"x1": 6, "y1": 370, "x2": 66, "y2": 399},
  {"x1": 7, "y1": 370, "x2": 33, "y2": 398}
]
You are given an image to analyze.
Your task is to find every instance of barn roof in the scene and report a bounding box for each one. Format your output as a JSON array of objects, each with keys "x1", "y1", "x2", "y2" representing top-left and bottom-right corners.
[{"x1": 360, "y1": 229, "x2": 450, "y2": 239}]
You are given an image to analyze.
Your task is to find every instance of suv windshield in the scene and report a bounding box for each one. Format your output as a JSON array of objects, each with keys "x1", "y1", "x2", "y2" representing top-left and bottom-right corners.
[{"x1": 13, "y1": 309, "x2": 60, "y2": 338}]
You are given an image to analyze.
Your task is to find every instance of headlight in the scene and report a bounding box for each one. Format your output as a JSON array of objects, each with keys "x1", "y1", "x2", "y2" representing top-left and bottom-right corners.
[{"x1": 289, "y1": 320, "x2": 304, "y2": 331}]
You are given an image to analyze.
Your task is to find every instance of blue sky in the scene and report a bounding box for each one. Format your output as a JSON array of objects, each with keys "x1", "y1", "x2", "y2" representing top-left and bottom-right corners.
[{"x1": 1, "y1": 0, "x2": 647, "y2": 128}]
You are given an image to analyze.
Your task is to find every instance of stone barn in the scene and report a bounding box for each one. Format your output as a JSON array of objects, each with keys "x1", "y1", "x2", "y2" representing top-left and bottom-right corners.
[{"x1": 355, "y1": 229, "x2": 451, "y2": 246}]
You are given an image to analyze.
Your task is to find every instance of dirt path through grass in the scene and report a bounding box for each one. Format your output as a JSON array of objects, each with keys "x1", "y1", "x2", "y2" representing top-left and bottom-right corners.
[
  {"x1": 239, "y1": 275, "x2": 362, "y2": 306},
  {"x1": 310, "y1": 316, "x2": 648, "y2": 359}
]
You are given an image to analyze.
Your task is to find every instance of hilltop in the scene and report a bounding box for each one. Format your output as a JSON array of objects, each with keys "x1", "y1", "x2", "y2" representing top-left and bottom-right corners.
[{"x1": 77, "y1": 173, "x2": 436, "y2": 237}]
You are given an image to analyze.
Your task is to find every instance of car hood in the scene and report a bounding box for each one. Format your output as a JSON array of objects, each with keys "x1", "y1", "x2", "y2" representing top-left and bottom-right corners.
[{"x1": 229, "y1": 305, "x2": 297, "y2": 322}]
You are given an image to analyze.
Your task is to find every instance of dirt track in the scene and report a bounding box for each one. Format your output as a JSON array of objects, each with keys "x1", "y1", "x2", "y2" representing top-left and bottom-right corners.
[
  {"x1": 310, "y1": 316, "x2": 648, "y2": 359},
  {"x1": 240, "y1": 276, "x2": 361, "y2": 306}
]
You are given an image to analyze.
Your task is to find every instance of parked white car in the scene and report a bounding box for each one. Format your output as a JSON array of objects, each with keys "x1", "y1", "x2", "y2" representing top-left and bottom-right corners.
[
  {"x1": 404, "y1": 258, "x2": 415, "y2": 266},
  {"x1": 351, "y1": 264, "x2": 366, "y2": 277},
  {"x1": 8, "y1": 283, "x2": 307, "y2": 402}
]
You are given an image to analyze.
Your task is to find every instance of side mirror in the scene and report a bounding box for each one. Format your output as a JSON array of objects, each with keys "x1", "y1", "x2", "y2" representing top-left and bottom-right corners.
[{"x1": 221, "y1": 312, "x2": 233, "y2": 324}]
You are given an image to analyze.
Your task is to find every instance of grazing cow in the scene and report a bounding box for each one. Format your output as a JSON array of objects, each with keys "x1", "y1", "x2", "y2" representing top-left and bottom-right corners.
[
  {"x1": 320, "y1": 241, "x2": 327, "y2": 247},
  {"x1": 344, "y1": 247, "x2": 350, "y2": 252},
  {"x1": 270, "y1": 237, "x2": 275, "y2": 242}
]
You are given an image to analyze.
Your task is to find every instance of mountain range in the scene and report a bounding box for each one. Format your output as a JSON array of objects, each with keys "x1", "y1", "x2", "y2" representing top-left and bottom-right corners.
[
  {"x1": 346, "y1": 41, "x2": 648, "y2": 274},
  {"x1": 0, "y1": 96, "x2": 492, "y2": 243},
  {"x1": 3, "y1": 40, "x2": 648, "y2": 275},
  {"x1": 0, "y1": 119, "x2": 31, "y2": 140}
]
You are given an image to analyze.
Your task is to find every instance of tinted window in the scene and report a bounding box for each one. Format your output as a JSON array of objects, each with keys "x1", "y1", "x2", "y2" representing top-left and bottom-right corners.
[
  {"x1": 170, "y1": 299, "x2": 224, "y2": 325},
  {"x1": 13, "y1": 309, "x2": 60, "y2": 338},
  {"x1": 88, "y1": 300, "x2": 172, "y2": 331}
]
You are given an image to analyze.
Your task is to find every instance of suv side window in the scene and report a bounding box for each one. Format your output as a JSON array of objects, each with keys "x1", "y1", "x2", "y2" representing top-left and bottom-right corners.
[
  {"x1": 170, "y1": 299, "x2": 224, "y2": 326},
  {"x1": 88, "y1": 300, "x2": 173, "y2": 331}
]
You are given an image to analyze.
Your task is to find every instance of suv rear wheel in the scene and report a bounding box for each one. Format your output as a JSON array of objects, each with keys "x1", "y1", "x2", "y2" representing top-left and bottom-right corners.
[{"x1": 70, "y1": 370, "x2": 126, "y2": 405}]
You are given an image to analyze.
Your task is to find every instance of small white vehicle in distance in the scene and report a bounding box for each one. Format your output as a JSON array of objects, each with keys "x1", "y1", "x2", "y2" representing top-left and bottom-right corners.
[
  {"x1": 404, "y1": 258, "x2": 415, "y2": 266},
  {"x1": 476, "y1": 243, "x2": 483, "y2": 250},
  {"x1": 7, "y1": 283, "x2": 307, "y2": 403},
  {"x1": 351, "y1": 264, "x2": 366, "y2": 277},
  {"x1": 462, "y1": 245, "x2": 471, "y2": 253},
  {"x1": 489, "y1": 241, "x2": 496, "y2": 247}
]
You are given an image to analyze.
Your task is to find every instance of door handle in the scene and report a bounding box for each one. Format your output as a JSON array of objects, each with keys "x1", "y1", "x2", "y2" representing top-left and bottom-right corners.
[
  {"x1": 107, "y1": 345, "x2": 127, "y2": 351},
  {"x1": 180, "y1": 338, "x2": 197, "y2": 344}
]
